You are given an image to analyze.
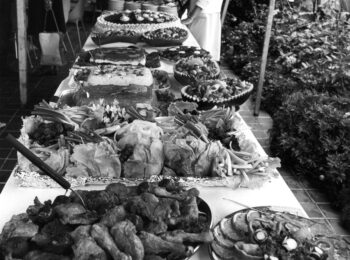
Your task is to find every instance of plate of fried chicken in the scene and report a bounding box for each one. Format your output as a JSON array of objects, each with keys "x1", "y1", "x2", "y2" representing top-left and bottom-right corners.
[{"x1": 0, "y1": 180, "x2": 213, "y2": 260}]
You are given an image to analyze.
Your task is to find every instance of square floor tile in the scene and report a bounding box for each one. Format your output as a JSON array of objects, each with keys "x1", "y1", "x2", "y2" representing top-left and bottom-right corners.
[
  {"x1": 309, "y1": 219, "x2": 334, "y2": 235},
  {"x1": 282, "y1": 175, "x2": 304, "y2": 189},
  {"x1": 6, "y1": 117, "x2": 23, "y2": 131},
  {"x1": 8, "y1": 149, "x2": 17, "y2": 159},
  {"x1": 292, "y1": 190, "x2": 312, "y2": 203},
  {"x1": 278, "y1": 168, "x2": 291, "y2": 176},
  {"x1": 0, "y1": 149, "x2": 11, "y2": 159},
  {"x1": 301, "y1": 202, "x2": 324, "y2": 218},
  {"x1": 308, "y1": 189, "x2": 330, "y2": 203},
  {"x1": 328, "y1": 219, "x2": 350, "y2": 236},
  {"x1": 0, "y1": 109, "x2": 18, "y2": 117},
  {"x1": 298, "y1": 178, "x2": 315, "y2": 189},
  {"x1": 0, "y1": 115, "x2": 13, "y2": 124},
  {"x1": 0, "y1": 138, "x2": 12, "y2": 149},
  {"x1": 1, "y1": 159, "x2": 17, "y2": 171},
  {"x1": 0, "y1": 170, "x2": 11, "y2": 182},
  {"x1": 318, "y1": 203, "x2": 341, "y2": 219}
]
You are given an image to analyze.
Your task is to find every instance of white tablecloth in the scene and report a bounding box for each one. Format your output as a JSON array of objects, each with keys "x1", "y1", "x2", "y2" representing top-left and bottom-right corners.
[{"x1": 0, "y1": 29, "x2": 307, "y2": 260}]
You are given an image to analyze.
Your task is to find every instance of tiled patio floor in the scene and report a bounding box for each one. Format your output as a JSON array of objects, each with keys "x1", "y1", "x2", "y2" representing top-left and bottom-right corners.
[{"x1": 0, "y1": 21, "x2": 349, "y2": 239}]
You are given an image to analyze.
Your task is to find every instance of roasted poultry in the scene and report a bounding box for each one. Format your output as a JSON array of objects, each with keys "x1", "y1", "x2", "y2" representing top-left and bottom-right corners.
[
  {"x1": 111, "y1": 220, "x2": 144, "y2": 260},
  {"x1": 139, "y1": 231, "x2": 192, "y2": 260},
  {"x1": 91, "y1": 223, "x2": 132, "y2": 260},
  {"x1": 0, "y1": 182, "x2": 212, "y2": 260}
]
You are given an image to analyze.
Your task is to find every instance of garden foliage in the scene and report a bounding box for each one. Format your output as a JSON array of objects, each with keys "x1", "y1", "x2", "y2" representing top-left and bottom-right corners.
[{"x1": 222, "y1": 1, "x2": 350, "y2": 229}]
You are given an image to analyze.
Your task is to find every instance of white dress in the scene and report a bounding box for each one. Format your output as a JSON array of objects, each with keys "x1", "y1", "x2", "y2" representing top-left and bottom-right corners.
[{"x1": 188, "y1": 0, "x2": 224, "y2": 61}]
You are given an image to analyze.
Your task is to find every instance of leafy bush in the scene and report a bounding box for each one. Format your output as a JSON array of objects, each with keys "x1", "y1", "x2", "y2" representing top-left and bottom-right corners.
[
  {"x1": 223, "y1": 2, "x2": 350, "y2": 229},
  {"x1": 222, "y1": 5, "x2": 350, "y2": 115},
  {"x1": 270, "y1": 91, "x2": 350, "y2": 201}
]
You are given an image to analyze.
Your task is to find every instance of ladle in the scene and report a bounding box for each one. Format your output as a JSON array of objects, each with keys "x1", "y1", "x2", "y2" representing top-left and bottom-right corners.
[{"x1": 5, "y1": 133, "x2": 86, "y2": 207}]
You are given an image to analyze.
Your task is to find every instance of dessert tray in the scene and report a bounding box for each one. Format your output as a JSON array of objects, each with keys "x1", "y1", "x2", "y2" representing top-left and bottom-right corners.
[
  {"x1": 143, "y1": 27, "x2": 189, "y2": 47},
  {"x1": 209, "y1": 206, "x2": 350, "y2": 260},
  {"x1": 91, "y1": 29, "x2": 140, "y2": 45},
  {"x1": 181, "y1": 78, "x2": 254, "y2": 110},
  {"x1": 94, "y1": 10, "x2": 180, "y2": 35},
  {"x1": 159, "y1": 46, "x2": 211, "y2": 62},
  {"x1": 174, "y1": 57, "x2": 221, "y2": 86},
  {"x1": 0, "y1": 182, "x2": 213, "y2": 260},
  {"x1": 74, "y1": 46, "x2": 146, "y2": 66}
]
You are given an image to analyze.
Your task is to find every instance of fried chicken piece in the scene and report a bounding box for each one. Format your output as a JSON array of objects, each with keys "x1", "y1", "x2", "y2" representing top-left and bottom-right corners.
[
  {"x1": 26, "y1": 197, "x2": 55, "y2": 226},
  {"x1": 70, "y1": 225, "x2": 91, "y2": 242},
  {"x1": 144, "y1": 255, "x2": 165, "y2": 260},
  {"x1": 23, "y1": 250, "x2": 71, "y2": 260},
  {"x1": 111, "y1": 220, "x2": 144, "y2": 260},
  {"x1": 105, "y1": 183, "x2": 129, "y2": 202},
  {"x1": 125, "y1": 193, "x2": 158, "y2": 221},
  {"x1": 100, "y1": 205, "x2": 127, "y2": 228},
  {"x1": 139, "y1": 231, "x2": 191, "y2": 258},
  {"x1": 73, "y1": 237, "x2": 108, "y2": 260},
  {"x1": 161, "y1": 230, "x2": 214, "y2": 244},
  {"x1": 91, "y1": 223, "x2": 131, "y2": 260},
  {"x1": 70, "y1": 225, "x2": 108, "y2": 260},
  {"x1": 178, "y1": 196, "x2": 199, "y2": 223},
  {"x1": 155, "y1": 198, "x2": 181, "y2": 224},
  {"x1": 0, "y1": 236, "x2": 30, "y2": 259},
  {"x1": 31, "y1": 219, "x2": 73, "y2": 255},
  {"x1": 127, "y1": 214, "x2": 144, "y2": 232},
  {"x1": 71, "y1": 190, "x2": 120, "y2": 214},
  {"x1": 145, "y1": 221, "x2": 168, "y2": 235},
  {"x1": 0, "y1": 213, "x2": 39, "y2": 242},
  {"x1": 150, "y1": 187, "x2": 199, "y2": 201},
  {"x1": 54, "y1": 203, "x2": 98, "y2": 225}
]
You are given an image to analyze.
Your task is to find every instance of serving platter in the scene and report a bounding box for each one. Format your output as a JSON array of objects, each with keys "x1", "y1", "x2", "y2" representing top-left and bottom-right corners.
[
  {"x1": 0, "y1": 181, "x2": 213, "y2": 260},
  {"x1": 13, "y1": 106, "x2": 279, "y2": 189},
  {"x1": 208, "y1": 206, "x2": 350, "y2": 260}
]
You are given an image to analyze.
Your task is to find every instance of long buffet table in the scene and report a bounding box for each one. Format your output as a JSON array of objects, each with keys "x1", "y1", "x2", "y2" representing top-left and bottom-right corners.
[{"x1": 0, "y1": 28, "x2": 307, "y2": 260}]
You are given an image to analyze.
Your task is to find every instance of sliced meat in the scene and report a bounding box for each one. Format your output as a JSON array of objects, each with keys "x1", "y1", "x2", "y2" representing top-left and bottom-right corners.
[
  {"x1": 213, "y1": 225, "x2": 235, "y2": 248},
  {"x1": 219, "y1": 218, "x2": 241, "y2": 242}
]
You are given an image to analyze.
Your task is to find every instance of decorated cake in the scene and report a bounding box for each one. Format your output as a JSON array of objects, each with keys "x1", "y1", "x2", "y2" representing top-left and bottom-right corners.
[
  {"x1": 143, "y1": 27, "x2": 188, "y2": 46},
  {"x1": 210, "y1": 207, "x2": 348, "y2": 260},
  {"x1": 75, "y1": 46, "x2": 146, "y2": 66},
  {"x1": 69, "y1": 64, "x2": 154, "y2": 107},
  {"x1": 174, "y1": 57, "x2": 220, "y2": 85},
  {"x1": 145, "y1": 51, "x2": 161, "y2": 68},
  {"x1": 160, "y1": 46, "x2": 211, "y2": 61},
  {"x1": 91, "y1": 29, "x2": 140, "y2": 45},
  {"x1": 181, "y1": 78, "x2": 254, "y2": 110},
  {"x1": 94, "y1": 10, "x2": 180, "y2": 35}
]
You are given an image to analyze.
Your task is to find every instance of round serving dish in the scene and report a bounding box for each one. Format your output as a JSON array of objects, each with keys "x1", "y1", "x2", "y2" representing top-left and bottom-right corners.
[
  {"x1": 160, "y1": 46, "x2": 211, "y2": 62},
  {"x1": 96, "y1": 10, "x2": 180, "y2": 35},
  {"x1": 181, "y1": 78, "x2": 254, "y2": 110},
  {"x1": 143, "y1": 27, "x2": 188, "y2": 47},
  {"x1": 208, "y1": 206, "x2": 333, "y2": 260},
  {"x1": 174, "y1": 57, "x2": 220, "y2": 86}
]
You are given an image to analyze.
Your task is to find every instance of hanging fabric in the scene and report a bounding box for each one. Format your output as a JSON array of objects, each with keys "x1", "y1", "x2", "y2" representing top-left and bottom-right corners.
[{"x1": 39, "y1": 0, "x2": 63, "y2": 66}]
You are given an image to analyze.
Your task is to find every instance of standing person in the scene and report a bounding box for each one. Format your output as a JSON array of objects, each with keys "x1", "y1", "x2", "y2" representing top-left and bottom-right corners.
[{"x1": 182, "y1": 0, "x2": 224, "y2": 61}]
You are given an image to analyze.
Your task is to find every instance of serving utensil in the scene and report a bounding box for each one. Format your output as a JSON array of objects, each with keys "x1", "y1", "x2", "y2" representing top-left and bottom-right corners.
[{"x1": 6, "y1": 133, "x2": 86, "y2": 207}]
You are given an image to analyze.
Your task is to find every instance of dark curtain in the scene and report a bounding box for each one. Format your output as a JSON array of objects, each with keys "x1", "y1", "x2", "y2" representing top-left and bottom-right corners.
[
  {"x1": 0, "y1": 0, "x2": 15, "y2": 72},
  {"x1": 28, "y1": 0, "x2": 66, "y2": 35}
]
